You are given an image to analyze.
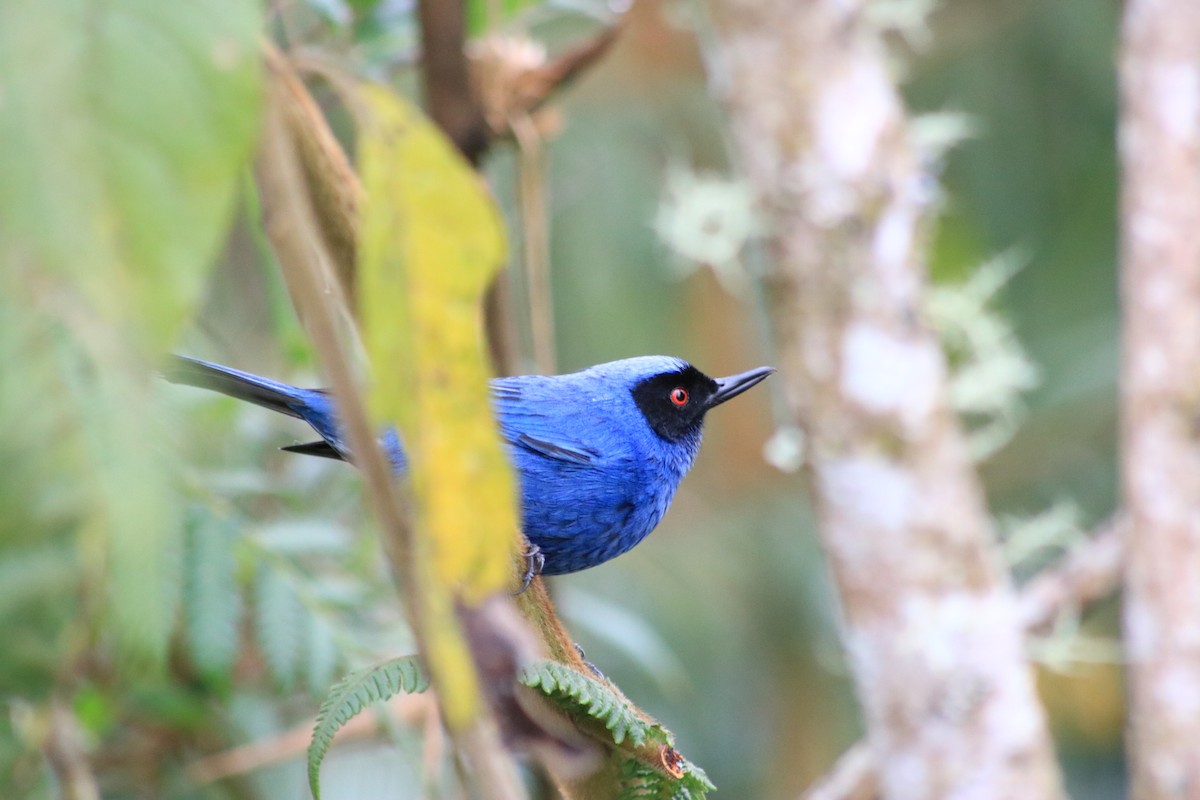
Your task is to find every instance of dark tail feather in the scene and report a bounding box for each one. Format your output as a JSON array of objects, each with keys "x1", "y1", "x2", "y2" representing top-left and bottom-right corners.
[
  {"x1": 164, "y1": 356, "x2": 305, "y2": 420},
  {"x1": 280, "y1": 440, "x2": 344, "y2": 460}
]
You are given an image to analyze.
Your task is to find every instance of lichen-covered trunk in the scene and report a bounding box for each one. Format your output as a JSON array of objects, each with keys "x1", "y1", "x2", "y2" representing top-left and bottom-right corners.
[
  {"x1": 707, "y1": 2, "x2": 1065, "y2": 797},
  {"x1": 1119, "y1": 3, "x2": 1200, "y2": 798}
]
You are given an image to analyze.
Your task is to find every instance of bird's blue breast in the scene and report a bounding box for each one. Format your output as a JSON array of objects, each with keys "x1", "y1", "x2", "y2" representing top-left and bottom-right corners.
[{"x1": 492, "y1": 368, "x2": 702, "y2": 575}]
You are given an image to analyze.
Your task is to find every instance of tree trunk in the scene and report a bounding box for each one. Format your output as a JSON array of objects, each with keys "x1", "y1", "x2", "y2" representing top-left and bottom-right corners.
[
  {"x1": 1119, "y1": 2, "x2": 1200, "y2": 798},
  {"x1": 707, "y1": 2, "x2": 1065, "y2": 797}
]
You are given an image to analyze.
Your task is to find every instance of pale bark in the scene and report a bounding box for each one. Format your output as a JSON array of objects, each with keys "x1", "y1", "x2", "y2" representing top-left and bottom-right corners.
[
  {"x1": 707, "y1": 2, "x2": 1064, "y2": 797},
  {"x1": 800, "y1": 518, "x2": 1128, "y2": 800},
  {"x1": 1119, "y1": 2, "x2": 1200, "y2": 798},
  {"x1": 1018, "y1": 516, "x2": 1127, "y2": 634}
]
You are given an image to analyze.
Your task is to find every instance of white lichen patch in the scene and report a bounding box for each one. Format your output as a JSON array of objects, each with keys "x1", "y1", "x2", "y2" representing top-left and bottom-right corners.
[
  {"x1": 1125, "y1": 593, "x2": 1162, "y2": 662},
  {"x1": 807, "y1": 58, "x2": 896, "y2": 222},
  {"x1": 1134, "y1": 344, "x2": 1170, "y2": 384},
  {"x1": 872, "y1": 202, "x2": 920, "y2": 305},
  {"x1": 894, "y1": 590, "x2": 1025, "y2": 678},
  {"x1": 980, "y1": 656, "x2": 1044, "y2": 755},
  {"x1": 818, "y1": 455, "x2": 917, "y2": 537},
  {"x1": 850, "y1": 588, "x2": 1048, "y2": 797},
  {"x1": 1128, "y1": 207, "x2": 1174, "y2": 249},
  {"x1": 1148, "y1": 61, "x2": 1200, "y2": 143},
  {"x1": 1130, "y1": 424, "x2": 1193, "y2": 523},
  {"x1": 1152, "y1": 664, "x2": 1200, "y2": 725},
  {"x1": 840, "y1": 321, "x2": 942, "y2": 431},
  {"x1": 815, "y1": 59, "x2": 895, "y2": 180},
  {"x1": 1143, "y1": 271, "x2": 1179, "y2": 311},
  {"x1": 882, "y1": 749, "x2": 931, "y2": 797},
  {"x1": 845, "y1": 585, "x2": 1049, "y2": 800}
]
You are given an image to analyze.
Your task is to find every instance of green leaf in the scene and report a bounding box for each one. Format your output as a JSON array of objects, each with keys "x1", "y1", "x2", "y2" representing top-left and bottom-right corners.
[
  {"x1": 254, "y1": 564, "x2": 303, "y2": 690},
  {"x1": 358, "y1": 83, "x2": 517, "y2": 729},
  {"x1": 0, "y1": 0, "x2": 261, "y2": 675},
  {"x1": 0, "y1": 0, "x2": 262, "y2": 347},
  {"x1": 0, "y1": 543, "x2": 78, "y2": 619},
  {"x1": 73, "y1": 685, "x2": 119, "y2": 740},
  {"x1": 183, "y1": 509, "x2": 242, "y2": 678},
  {"x1": 358, "y1": 85, "x2": 517, "y2": 600},
  {"x1": 307, "y1": 656, "x2": 429, "y2": 800},
  {"x1": 64, "y1": 355, "x2": 180, "y2": 671}
]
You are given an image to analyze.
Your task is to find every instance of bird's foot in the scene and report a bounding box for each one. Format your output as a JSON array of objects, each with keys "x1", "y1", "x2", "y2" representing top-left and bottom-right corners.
[
  {"x1": 574, "y1": 643, "x2": 604, "y2": 680},
  {"x1": 513, "y1": 543, "x2": 545, "y2": 595}
]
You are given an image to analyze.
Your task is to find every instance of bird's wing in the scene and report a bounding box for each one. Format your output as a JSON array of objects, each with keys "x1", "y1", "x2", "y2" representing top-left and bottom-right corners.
[
  {"x1": 510, "y1": 432, "x2": 599, "y2": 465},
  {"x1": 491, "y1": 379, "x2": 605, "y2": 466}
]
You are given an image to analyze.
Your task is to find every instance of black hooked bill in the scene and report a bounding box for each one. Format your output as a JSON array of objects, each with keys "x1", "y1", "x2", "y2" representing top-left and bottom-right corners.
[{"x1": 708, "y1": 366, "x2": 775, "y2": 408}]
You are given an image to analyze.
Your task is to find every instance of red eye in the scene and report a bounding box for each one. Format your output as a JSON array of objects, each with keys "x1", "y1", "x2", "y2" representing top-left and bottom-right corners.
[{"x1": 670, "y1": 387, "x2": 689, "y2": 407}]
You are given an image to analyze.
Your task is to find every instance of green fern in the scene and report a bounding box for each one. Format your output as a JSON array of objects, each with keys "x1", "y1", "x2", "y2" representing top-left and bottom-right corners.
[
  {"x1": 182, "y1": 509, "x2": 241, "y2": 678},
  {"x1": 303, "y1": 614, "x2": 340, "y2": 697},
  {"x1": 179, "y1": 511, "x2": 361, "y2": 694},
  {"x1": 254, "y1": 562, "x2": 304, "y2": 689},
  {"x1": 617, "y1": 754, "x2": 715, "y2": 800},
  {"x1": 675, "y1": 760, "x2": 715, "y2": 798},
  {"x1": 520, "y1": 660, "x2": 659, "y2": 747},
  {"x1": 73, "y1": 363, "x2": 181, "y2": 671},
  {"x1": 522, "y1": 661, "x2": 714, "y2": 797},
  {"x1": 307, "y1": 655, "x2": 429, "y2": 800},
  {"x1": 618, "y1": 759, "x2": 663, "y2": 799}
]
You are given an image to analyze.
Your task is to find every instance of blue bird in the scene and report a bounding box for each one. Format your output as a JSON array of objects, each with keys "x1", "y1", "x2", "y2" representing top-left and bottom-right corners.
[{"x1": 166, "y1": 355, "x2": 773, "y2": 579}]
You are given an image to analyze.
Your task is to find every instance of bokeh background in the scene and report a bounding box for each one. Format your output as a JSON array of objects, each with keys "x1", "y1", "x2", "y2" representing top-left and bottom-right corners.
[{"x1": 0, "y1": 0, "x2": 1126, "y2": 797}]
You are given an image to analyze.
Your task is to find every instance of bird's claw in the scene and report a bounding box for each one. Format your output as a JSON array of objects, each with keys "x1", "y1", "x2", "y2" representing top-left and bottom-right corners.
[
  {"x1": 574, "y1": 643, "x2": 605, "y2": 679},
  {"x1": 513, "y1": 543, "x2": 545, "y2": 595}
]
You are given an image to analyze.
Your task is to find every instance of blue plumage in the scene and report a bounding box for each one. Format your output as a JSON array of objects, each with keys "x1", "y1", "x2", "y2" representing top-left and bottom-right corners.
[{"x1": 167, "y1": 355, "x2": 772, "y2": 576}]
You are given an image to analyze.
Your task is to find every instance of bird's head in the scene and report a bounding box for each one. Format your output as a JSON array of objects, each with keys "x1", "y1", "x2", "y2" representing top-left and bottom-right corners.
[{"x1": 590, "y1": 356, "x2": 775, "y2": 444}]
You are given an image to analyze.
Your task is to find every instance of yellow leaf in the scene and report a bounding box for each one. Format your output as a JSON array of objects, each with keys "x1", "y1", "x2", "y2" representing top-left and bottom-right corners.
[{"x1": 357, "y1": 84, "x2": 520, "y2": 727}]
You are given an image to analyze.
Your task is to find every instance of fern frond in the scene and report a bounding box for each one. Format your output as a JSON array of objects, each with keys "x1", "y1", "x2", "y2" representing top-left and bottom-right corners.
[
  {"x1": 519, "y1": 660, "x2": 664, "y2": 747},
  {"x1": 521, "y1": 661, "x2": 714, "y2": 797},
  {"x1": 616, "y1": 753, "x2": 715, "y2": 800},
  {"x1": 182, "y1": 509, "x2": 241, "y2": 678},
  {"x1": 617, "y1": 758, "x2": 662, "y2": 799},
  {"x1": 303, "y1": 615, "x2": 339, "y2": 696},
  {"x1": 677, "y1": 759, "x2": 715, "y2": 796},
  {"x1": 254, "y1": 563, "x2": 303, "y2": 689},
  {"x1": 307, "y1": 655, "x2": 429, "y2": 800}
]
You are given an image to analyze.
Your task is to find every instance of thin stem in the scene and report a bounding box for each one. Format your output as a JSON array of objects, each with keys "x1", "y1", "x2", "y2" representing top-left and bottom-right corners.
[
  {"x1": 43, "y1": 699, "x2": 100, "y2": 800},
  {"x1": 417, "y1": 0, "x2": 489, "y2": 164},
  {"x1": 512, "y1": 113, "x2": 556, "y2": 375}
]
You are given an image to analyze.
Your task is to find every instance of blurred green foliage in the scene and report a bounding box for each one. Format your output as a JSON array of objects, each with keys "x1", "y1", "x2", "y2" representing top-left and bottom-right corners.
[{"x1": 0, "y1": 0, "x2": 1125, "y2": 797}]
